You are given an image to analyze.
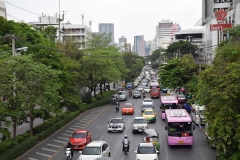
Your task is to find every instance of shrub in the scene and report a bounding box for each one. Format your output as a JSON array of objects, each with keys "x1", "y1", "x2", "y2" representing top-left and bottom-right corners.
[{"x1": 0, "y1": 90, "x2": 116, "y2": 160}]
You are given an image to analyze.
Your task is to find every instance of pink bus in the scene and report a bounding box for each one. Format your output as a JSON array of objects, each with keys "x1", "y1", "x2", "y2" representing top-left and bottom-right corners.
[
  {"x1": 165, "y1": 109, "x2": 195, "y2": 146},
  {"x1": 160, "y1": 96, "x2": 178, "y2": 120},
  {"x1": 150, "y1": 82, "x2": 160, "y2": 89}
]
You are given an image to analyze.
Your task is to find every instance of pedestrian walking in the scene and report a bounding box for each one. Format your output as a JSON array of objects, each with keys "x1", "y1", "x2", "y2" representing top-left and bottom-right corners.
[{"x1": 197, "y1": 115, "x2": 202, "y2": 130}]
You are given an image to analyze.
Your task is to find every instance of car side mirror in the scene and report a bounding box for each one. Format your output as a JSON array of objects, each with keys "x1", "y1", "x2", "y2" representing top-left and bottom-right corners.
[
  {"x1": 79, "y1": 151, "x2": 82, "y2": 154},
  {"x1": 193, "y1": 125, "x2": 195, "y2": 130},
  {"x1": 134, "y1": 151, "x2": 137, "y2": 153},
  {"x1": 165, "y1": 126, "x2": 167, "y2": 130}
]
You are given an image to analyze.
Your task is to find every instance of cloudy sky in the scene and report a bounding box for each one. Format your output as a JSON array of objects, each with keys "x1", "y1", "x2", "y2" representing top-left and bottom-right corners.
[{"x1": 3, "y1": 0, "x2": 202, "y2": 44}]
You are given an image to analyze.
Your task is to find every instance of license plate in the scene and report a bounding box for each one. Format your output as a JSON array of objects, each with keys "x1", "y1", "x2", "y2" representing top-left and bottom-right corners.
[
  {"x1": 139, "y1": 129, "x2": 142, "y2": 132},
  {"x1": 178, "y1": 140, "x2": 184, "y2": 144}
]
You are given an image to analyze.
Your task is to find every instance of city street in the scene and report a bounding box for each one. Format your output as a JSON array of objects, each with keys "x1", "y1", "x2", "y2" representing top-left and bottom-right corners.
[{"x1": 17, "y1": 91, "x2": 216, "y2": 160}]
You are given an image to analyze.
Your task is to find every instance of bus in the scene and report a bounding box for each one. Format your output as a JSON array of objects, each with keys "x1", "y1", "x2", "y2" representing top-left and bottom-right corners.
[
  {"x1": 165, "y1": 109, "x2": 195, "y2": 146},
  {"x1": 150, "y1": 82, "x2": 160, "y2": 89},
  {"x1": 160, "y1": 96, "x2": 178, "y2": 120}
]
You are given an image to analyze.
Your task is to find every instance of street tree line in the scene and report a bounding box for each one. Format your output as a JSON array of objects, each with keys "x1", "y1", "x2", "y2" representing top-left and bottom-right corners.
[
  {"x1": 0, "y1": 17, "x2": 144, "y2": 139},
  {"x1": 158, "y1": 26, "x2": 240, "y2": 160}
]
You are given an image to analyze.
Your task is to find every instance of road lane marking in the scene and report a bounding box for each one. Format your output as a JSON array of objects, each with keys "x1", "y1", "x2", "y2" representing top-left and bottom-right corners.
[
  {"x1": 75, "y1": 122, "x2": 88, "y2": 125},
  {"x1": 99, "y1": 136, "x2": 103, "y2": 141},
  {"x1": 84, "y1": 114, "x2": 97, "y2": 117},
  {"x1": 57, "y1": 136, "x2": 69, "y2": 140},
  {"x1": 28, "y1": 158, "x2": 38, "y2": 160},
  {"x1": 121, "y1": 154, "x2": 125, "y2": 160},
  {"x1": 42, "y1": 148, "x2": 57, "y2": 152},
  {"x1": 65, "y1": 130, "x2": 73, "y2": 133},
  {"x1": 49, "y1": 105, "x2": 110, "y2": 160},
  {"x1": 96, "y1": 124, "x2": 99, "y2": 128},
  {"x1": 47, "y1": 144, "x2": 61, "y2": 148},
  {"x1": 36, "y1": 152, "x2": 51, "y2": 158},
  {"x1": 82, "y1": 117, "x2": 94, "y2": 120},
  {"x1": 90, "y1": 106, "x2": 106, "y2": 112},
  {"x1": 69, "y1": 127, "x2": 79, "y2": 130},
  {"x1": 79, "y1": 119, "x2": 91, "y2": 122},
  {"x1": 61, "y1": 133, "x2": 71, "y2": 136},
  {"x1": 53, "y1": 140, "x2": 66, "y2": 144},
  {"x1": 72, "y1": 125, "x2": 83, "y2": 128}
]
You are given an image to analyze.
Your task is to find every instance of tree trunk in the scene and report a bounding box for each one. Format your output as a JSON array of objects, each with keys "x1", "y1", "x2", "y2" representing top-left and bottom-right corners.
[
  {"x1": 93, "y1": 86, "x2": 96, "y2": 97},
  {"x1": 29, "y1": 112, "x2": 34, "y2": 137},
  {"x1": 12, "y1": 121, "x2": 17, "y2": 139},
  {"x1": 100, "y1": 82, "x2": 103, "y2": 95},
  {"x1": 103, "y1": 81, "x2": 106, "y2": 92}
]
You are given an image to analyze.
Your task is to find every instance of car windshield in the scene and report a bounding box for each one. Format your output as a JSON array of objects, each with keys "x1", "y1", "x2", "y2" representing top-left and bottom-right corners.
[
  {"x1": 144, "y1": 99, "x2": 152, "y2": 102},
  {"x1": 137, "y1": 146, "x2": 156, "y2": 154},
  {"x1": 72, "y1": 132, "x2": 86, "y2": 138},
  {"x1": 118, "y1": 92, "x2": 126, "y2": 95},
  {"x1": 110, "y1": 119, "x2": 122, "y2": 123},
  {"x1": 197, "y1": 110, "x2": 204, "y2": 115},
  {"x1": 144, "y1": 111, "x2": 154, "y2": 115},
  {"x1": 178, "y1": 95, "x2": 185, "y2": 98},
  {"x1": 133, "y1": 119, "x2": 147, "y2": 124},
  {"x1": 82, "y1": 147, "x2": 101, "y2": 155},
  {"x1": 144, "y1": 87, "x2": 150, "y2": 89},
  {"x1": 151, "y1": 90, "x2": 158, "y2": 93},
  {"x1": 142, "y1": 105, "x2": 153, "y2": 108},
  {"x1": 134, "y1": 91, "x2": 140, "y2": 94},
  {"x1": 124, "y1": 105, "x2": 132, "y2": 108}
]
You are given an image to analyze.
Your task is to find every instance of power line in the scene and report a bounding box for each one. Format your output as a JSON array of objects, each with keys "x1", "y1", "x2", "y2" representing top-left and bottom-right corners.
[
  {"x1": 0, "y1": 9, "x2": 23, "y2": 21},
  {"x1": 2, "y1": 0, "x2": 40, "y2": 16}
]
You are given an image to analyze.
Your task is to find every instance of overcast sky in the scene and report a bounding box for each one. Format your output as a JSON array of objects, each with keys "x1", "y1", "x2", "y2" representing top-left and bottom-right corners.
[{"x1": 3, "y1": 0, "x2": 202, "y2": 44}]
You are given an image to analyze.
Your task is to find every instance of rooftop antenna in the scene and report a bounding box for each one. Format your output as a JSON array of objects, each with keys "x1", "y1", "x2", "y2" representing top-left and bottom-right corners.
[
  {"x1": 81, "y1": 14, "x2": 84, "y2": 24},
  {"x1": 89, "y1": 21, "x2": 92, "y2": 29}
]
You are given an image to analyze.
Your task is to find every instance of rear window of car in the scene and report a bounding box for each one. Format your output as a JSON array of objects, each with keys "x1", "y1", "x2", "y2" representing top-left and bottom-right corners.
[
  {"x1": 144, "y1": 99, "x2": 152, "y2": 102},
  {"x1": 137, "y1": 146, "x2": 156, "y2": 154}
]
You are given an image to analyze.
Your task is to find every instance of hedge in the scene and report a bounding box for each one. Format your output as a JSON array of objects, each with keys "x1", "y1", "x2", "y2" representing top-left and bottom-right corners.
[{"x1": 0, "y1": 90, "x2": 116, "y2": 160}]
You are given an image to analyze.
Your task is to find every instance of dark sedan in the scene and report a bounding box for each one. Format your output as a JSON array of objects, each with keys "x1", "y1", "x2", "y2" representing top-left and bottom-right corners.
[{"x1": 133, "y1": 91, "x2": 141, "y2": 98}]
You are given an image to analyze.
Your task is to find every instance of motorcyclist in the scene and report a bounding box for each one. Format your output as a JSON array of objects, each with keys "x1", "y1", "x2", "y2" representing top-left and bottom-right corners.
[
  {"x1": 65, "y1": 142, "x2": 73, "y2": 157},
  {"x1": 129, "y1": 89, "x2": 132, "y2": 96},
  {"x1": 122, "y1": 135, "x2": 130, "y2": 152},
  {"x1": 142, "y1": 89, "x2": 146, "y2": 97},
  {"x1": 116, "y1": 101, "x2": 120, "y2": 111}
]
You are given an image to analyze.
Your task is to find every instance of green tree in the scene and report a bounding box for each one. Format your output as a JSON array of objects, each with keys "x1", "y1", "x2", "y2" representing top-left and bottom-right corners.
[
  {"x1": 40, "y1": 25, "x2": 58, "y2": 43},
  {"x1": 166, "y1": 40, "x2": 198, "y2": 59},
  {"x1": 148, "y1": 48, "x2": 165, "y2": 62},
  {"x1": 197, "y1": 26, "x2": 240, "y2": 160},
  {"x1": 158, "y1": 54, "x2": 198, "y2": 89}
]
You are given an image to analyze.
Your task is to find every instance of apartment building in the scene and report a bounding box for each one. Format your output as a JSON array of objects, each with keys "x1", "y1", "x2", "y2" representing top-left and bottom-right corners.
[
  {"x1": 0, "y1": 1, "x2": 7, "y2": 19},
  {"x1": 134, "y1": 35, "x2": 145, "y2": 56}
]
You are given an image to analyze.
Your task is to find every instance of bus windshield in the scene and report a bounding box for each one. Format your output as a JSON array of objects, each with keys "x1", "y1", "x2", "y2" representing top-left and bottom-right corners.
[
  {"x1": 162, "y1": 103, "x2": 177, "y2": 110},
  {"x1": 168, "y1": 122, "x2": 192, "y2": 136}
]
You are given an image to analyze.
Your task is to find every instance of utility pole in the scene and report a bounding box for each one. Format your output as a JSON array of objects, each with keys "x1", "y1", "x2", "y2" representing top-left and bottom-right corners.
[
  {"x1": 1, "y1": 34, "x2": 23, "y2": 139},
  {"x1": 58, "y1": 0, "x2": 65, "y2": 42}
]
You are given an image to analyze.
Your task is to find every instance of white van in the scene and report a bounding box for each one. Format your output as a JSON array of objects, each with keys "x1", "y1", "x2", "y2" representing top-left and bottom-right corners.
[{"x1": 191, "y1": 104, "x2": 205, "y2": 124}]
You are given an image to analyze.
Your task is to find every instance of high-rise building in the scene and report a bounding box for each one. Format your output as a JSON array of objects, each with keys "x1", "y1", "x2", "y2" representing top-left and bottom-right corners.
[
  {"x1": 119, "y1": 36, "x2": 127, "y2": 43},
  {"x1": 156, "y1": 19, "x2": 173, "y2": 49},
  {"x1": 201, "y1": 0, "x2": 239, "y2": 64},
  {"x1": 0, "y1": 1, "x2": 7, "y2": 19},
  {"x1": 134, "y1": 35, "x2": 145, "y2": 56},
  {"x1": 99, "y1": 23, "x2": 114, "y2": 43},
  {"x1": 170, "y1": 23, "x2": 180, "y2": 42}
]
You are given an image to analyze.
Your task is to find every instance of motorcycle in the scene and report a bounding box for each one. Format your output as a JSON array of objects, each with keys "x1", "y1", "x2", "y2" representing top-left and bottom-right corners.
[
  {"x1": 65, "y1": 148, "x2": 72, "y2": 160},
  {"x1": 123, "y1": 144, "x2": 129, "y2": 155},
  {"x1": 142, "y1": 93, "x2": 146, "y2": 98},
  {"x1": 129, "y1": 93, "x2": 132, "y2": 97},
  {"x1": 116, "y1": 101, "x2": 119, "y2": 112}
]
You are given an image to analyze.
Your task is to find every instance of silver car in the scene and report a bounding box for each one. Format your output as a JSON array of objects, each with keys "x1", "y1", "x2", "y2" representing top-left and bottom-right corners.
[
  {"x1": 133, "y1": 91, "x2": 141, "y2": 98},
  {"x1": 132, "y1": 117, "x2": 148, "y2": 133},
  {"x1": 143, "y1": 86, "x2": 150, "y2": 93},
  {"x1": 137, "y1": 86, "x2": 143, "y2": 91},
  {"x1": 118, "y1": 91, "x2": 127, "y2": 101}
]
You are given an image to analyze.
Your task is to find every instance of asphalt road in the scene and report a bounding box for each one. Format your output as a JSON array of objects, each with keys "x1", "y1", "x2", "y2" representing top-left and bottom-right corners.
[{"x1": 17, "y1": 91, "x2": 216, "y2": 160}]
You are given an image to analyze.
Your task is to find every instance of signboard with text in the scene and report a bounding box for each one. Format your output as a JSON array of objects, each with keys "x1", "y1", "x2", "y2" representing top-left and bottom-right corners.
[{"x1": 210, "y1": 24, "x2": 232, "y2": 31}]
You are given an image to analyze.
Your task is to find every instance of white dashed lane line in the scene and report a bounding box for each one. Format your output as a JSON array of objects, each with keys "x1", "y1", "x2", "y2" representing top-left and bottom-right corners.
[
  {"x1": 47, "y1": 144, "x2": 61, "y2": 148},
  {"x1": 53, "y1": 140, "x2": 66, "y2": 144},
  {"x1": 36, "y1": 152, "x2": 51, "y2": 158},
  {"x1": 29, "y1": 157, "x2": 38, "y2": 160},
  {"x1": 42, "y1": 148, "x2": 57, "y2": 152},
  {"x1": 57, "y1": 136, "x2": 69, "y2": 140}
]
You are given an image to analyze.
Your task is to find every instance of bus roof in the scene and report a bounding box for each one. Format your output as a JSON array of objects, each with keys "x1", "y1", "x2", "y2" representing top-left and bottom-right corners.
[
  {"x1": 165, "y1": 109, "x2": 192, "y2": 122},
  {"x1": 161, "y1": 96, "x2": 178, "y2": 103}
]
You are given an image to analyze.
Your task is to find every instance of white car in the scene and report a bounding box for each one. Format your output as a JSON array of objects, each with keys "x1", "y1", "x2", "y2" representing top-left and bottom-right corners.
[
  {"x1": 132, "y1": 117, "x2": 148, "y2": 133},
  {"x1": 142, "y1": 98, "x2": 153, "y2": 106},
  {"x1": 143, "y1": 86, "x2": 150, "y2": 93},
  {"x1": 135, "y1": 143, "x2": 159, "y2": 160},
  {"x1": 107, "y1": 117, "x2": 125, "y2": 132},
  {"x1": 137, "y1": 86, "x2": 143, "y2": 91},
  {"x1": 118, "y1": 91, "x2": 127, "y2": 101},
  {"x1": 78, "y1": 141, "x2": 111, "y2": 160}
]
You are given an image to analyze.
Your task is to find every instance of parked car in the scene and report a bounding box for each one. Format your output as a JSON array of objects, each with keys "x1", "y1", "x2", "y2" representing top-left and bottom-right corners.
[
  {"x1": 78, "y1": 141, "x2": 111, "y2": 160},
  {"x1": 118, "y1": 91, "x2": 127, "y2": 101},
  {"x1": 69, "y1": 130, "x2": 91, "y2": 150},
  {"x1": 107, "y1": 117, "x2": 125, "y2": 133},
  {"x1": 132, "y1": 117, "x2": 148, "y2": 133},
  {"x1": 191, "y1": 104, "x2": 205, "y2": 125},
  {"x1": 134, "y1": 143, "x2": 159, "y2": 160}
]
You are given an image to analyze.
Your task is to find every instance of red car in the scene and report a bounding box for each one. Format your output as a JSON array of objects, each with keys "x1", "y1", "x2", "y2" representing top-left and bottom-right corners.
[
  {"x1": 122, "y1": 103, "x2": 134, "y2": 115},
  {"x1": 150, "y1": 88, "x2": 160, "y2": 98},
  {"x1": 69, "y1": 130, "x2": 91, "y2": 150},
  {"x1": 177, "y1": 94, "x2": 186, "y2": 104}
]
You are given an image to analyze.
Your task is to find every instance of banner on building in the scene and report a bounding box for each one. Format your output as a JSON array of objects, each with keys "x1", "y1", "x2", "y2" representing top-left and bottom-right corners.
[{"x1": 210, "y1": 24, "x2": 232, "y2": 31}]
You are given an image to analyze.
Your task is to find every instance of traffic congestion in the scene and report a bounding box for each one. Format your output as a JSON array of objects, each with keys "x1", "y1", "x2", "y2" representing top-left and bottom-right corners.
[{"x1": 19, "y1": 66, "x2": 216, "y2": 160}]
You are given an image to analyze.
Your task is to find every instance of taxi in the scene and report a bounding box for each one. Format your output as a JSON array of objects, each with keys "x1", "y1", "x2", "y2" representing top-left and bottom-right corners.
[
  {"x1": 122, "y1": 103, "x2": 134, "y2": 115},
  {"x1": 141, "y1": 109, "x2": 156, "y2": 123}
]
